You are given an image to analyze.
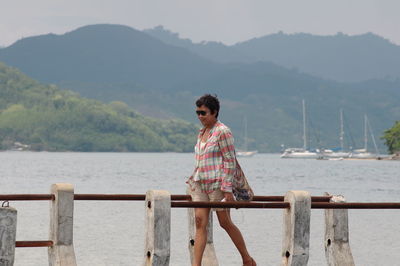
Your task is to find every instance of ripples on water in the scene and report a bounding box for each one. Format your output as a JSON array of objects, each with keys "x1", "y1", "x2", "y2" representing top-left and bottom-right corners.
[{"x1": 1, "y1": 152, "x2": 399, "y2": 265}]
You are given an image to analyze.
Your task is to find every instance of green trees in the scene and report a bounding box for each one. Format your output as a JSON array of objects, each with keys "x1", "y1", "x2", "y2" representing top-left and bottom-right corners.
[
  {"x1": 0, "y1": 62, "x2": 197, "y2": 152},
  {"x1": 382, "y1": 121, "x2": 400, "y2": 154}
]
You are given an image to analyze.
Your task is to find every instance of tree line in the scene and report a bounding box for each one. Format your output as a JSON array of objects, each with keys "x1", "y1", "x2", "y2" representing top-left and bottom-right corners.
[
  {"x1": 0, "y1": 62, "x2": 197, "y2": 152},
  {"x1": 1, "y1": 61, "x2": 399, "y2": 154},
  {"x1": 382, "y1": 121, "x2": 400, "y2": 154}
]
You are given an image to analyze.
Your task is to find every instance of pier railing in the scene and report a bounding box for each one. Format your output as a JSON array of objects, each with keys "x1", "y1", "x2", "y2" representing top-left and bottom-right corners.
[{"x1": 1, "y1": 184, "x2": 400, "y2": 266}]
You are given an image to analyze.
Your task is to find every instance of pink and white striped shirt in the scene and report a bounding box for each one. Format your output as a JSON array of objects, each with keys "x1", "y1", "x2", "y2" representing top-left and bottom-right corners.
[{"x1": 187, "y1": 121, "x2": 245, "y2": 193}]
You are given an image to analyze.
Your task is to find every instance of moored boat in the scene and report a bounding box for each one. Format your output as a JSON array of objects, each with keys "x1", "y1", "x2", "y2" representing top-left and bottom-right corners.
[
  {"x1": 281, "y1": 148, "x2": 319, "y2": 159},
  {"x1": 348, "y1": 115, "x2": 380, "y2": 159},
  {"x1": 237, "y1": 150, "x2": 258, "y2": 157},
  {"x1": 237, "y1": 116, "x2": 258, "y2": 157},
  {"x1": 281, "y1": 100, "x2": 317, "y2": 159}
]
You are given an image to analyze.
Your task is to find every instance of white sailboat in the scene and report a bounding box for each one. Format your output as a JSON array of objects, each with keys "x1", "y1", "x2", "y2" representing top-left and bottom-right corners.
[
  {"x1": 281, "y1": 100, "x2": 318, "y2": 159},
  {"x1": 349, "y1": 115, "x2": 379, "y2": 159},
  {"x1": 237, "y1": 116, "x2": 258, "y2": 157},
  {"x1": 321, "y1": 109, "x2": 350, "y2": 159}
]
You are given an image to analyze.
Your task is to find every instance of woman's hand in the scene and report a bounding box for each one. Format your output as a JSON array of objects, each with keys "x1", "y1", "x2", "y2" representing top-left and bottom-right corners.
[{"x1": 223, "y1": 192, "x2": 235, "y2": 202}]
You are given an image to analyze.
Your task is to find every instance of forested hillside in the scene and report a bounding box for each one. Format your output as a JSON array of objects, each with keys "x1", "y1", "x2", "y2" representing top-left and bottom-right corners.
[
  {"x1": 1, "y1": 24, "x2": 400, "y2": 152},
  {"x1": 0, "y1": 63, "x2": 197, "y2": 151}
]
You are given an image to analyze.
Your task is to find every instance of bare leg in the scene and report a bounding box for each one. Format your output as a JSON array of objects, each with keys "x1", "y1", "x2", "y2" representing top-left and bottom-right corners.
[
  {"x1": 193, "y1": 207, "x2": 211, "y2": 266},
  {"x1": 216, "y1": 209, "x2": 256, "y2": 266}
]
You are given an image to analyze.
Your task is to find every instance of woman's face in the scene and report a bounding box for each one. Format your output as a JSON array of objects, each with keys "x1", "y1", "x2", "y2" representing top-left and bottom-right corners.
[{"x1": 196, "y1": 105, "x2": 217, "y2": 128}]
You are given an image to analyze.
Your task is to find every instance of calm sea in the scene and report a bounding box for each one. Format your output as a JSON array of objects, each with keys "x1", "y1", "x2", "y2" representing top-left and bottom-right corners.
[{"x1": 0, "y1": 152, "x2": 399, "y2": 266}]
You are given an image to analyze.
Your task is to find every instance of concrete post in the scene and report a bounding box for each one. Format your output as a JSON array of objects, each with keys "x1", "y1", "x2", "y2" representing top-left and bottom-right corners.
[
  {"x1": 324, "y1": 194, "x2": 355, "y2": 266},
  {"x1": 0, "y1": 206, "x2": 17, "y2": 266},
  {"x1": 281, "y1": 191, "x2": 311, "y2": 266},
  {"x1": 48, "y1": 183, "x2": 77, "y2": 266},
  {"x1": 143, "y1": 190, "x2": 171, "y2": 266},
  {"x1": 187, "y1": 208, "x2": 218, "y2": 266}
]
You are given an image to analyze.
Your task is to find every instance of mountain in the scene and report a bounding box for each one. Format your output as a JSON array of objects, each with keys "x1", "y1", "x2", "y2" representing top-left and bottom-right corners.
[
  {"x1": 0, "y1": 62, "x2": 197, "y2": 152},
  {"x1": 0, "y1": 24, "x2": 343, "y2": 96},
  {"x1": 234, "y1": 32, "x2": 400, "y2": 82},
  {"x1": 144, "y1": 26, "x2": 255, "y2": 64},
  {"x1": 0, "y1": 24, "x2": 221, "y2": 89},
  {"x1": 1, "y1": 24, "x2": 399, "y2": 152},
  {"x1": 145, "y1": 26, "x2": 400, "y2": 82}
]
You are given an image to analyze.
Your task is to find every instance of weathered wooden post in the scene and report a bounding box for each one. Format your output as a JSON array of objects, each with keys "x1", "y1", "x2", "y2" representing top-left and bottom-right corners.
[
  {"x1": 324, "y1": 193, "x2": 355, "y2": 266},
  {"x1": 187, "y1": 208, "x2": 218, "y2": 266},
  {"x1": 143, "y1": 190, "x2": 171, "y2": 266},
  {"x1": 0, "y1": 205, "x2": 17, "y2": 266},
  {"x1": 48, "y1": 183, "x2": 77, "y2": 266},
  {"x1": 281, "y1": 191, "x2": 311, "y2": 266}
]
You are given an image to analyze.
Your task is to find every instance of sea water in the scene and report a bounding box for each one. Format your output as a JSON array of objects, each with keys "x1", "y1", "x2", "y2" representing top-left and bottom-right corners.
[{"x1": 0, "y1": 152, "x2": 399, "y2": 265}]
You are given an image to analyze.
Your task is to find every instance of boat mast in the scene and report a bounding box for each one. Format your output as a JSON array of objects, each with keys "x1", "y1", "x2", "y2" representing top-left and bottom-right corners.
[
  {"x1": 244, "y1": 116, "x2": 248, "y2": 151},
  {"x1": 364, "y1": 114, "x2": 368, "y2": 151},
  {"x1": 366, "y1": 116, "x2": 379, "y2": 155},
  {"x1": 340, "y1": 109, "x2": 344, "y2": 151},
  {"x1": 303, "y1": 99, "x2": 307, "y2": 150}
]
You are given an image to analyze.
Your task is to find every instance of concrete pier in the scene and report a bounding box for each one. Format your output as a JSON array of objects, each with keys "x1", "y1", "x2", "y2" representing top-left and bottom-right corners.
[
  {"x1": 48, "y1": 183, "x2": 77, "y2": 266},
  {"x1": 0, "y1": 206, "x2": 17, "y2": 266},
  {"x1": 187, "y1": 208, "x2": 218, "y2": 266},
  {"x1": 281, "y1": 191, "x2": 311, "y2": 266},
  {"x1": 324, "y1": 194, "x2": 355, "y2": 266},
  {"x1": 143, "y1": 190, "x2": 171, "y2": 266},
  {"x1": 1, "y1": 187, "x2": 394, "y2": 265}
]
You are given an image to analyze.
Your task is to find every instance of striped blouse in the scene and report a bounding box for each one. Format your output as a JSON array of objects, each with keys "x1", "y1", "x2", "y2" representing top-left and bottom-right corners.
[{"x1": 187, "y1": 121, "x2": 245, "y2": 193}]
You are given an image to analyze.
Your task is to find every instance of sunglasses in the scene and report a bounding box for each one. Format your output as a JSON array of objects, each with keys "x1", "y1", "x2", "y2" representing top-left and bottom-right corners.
[{"x1": 196, "y1": 110, "x2": 207, "y2": 116}]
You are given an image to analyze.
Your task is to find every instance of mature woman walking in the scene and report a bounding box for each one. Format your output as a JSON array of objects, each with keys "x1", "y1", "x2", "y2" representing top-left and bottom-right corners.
[{"x1": 187, "y1": 94, "x2": 256, "y2": 266}]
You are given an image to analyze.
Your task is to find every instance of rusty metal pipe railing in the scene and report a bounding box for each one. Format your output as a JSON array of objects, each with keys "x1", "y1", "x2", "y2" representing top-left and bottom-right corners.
[
  {"x1": 15, "y1": 241, "x2": 53, "y2": 248},
  {"x1": 74, "y1": 194, "x2": 191, "y2": 201},
  {"x1": 171, "y1": 201, "x2": 290, "y2": 209},
  {"x1": 74, "y1": 195, "x2": 331, "y2": 202},
  {"x1": 0, "y1": 194, "x2": 331, "y2": 202},
  {"x1": 252, "y1": 195, "x2": 331, "y2": 202},
  {"x1": 0, "y1": 194, "x2": 184, "y2": 201},
  {"x1": 1, "y1": 194, "x2": 399, "y2": 209},
  {"x1": 74, "y1": 194, "x2": 146, "y2": 200},
  {"x1": 312, "y1": 202, "x2": 400, "y2": 209},
  {"x1": 172, "y1": 201, "x2": 400, "y2": 209},
  {"x1": 0, "y1": 194, "x2": 55, "y2": 201}
]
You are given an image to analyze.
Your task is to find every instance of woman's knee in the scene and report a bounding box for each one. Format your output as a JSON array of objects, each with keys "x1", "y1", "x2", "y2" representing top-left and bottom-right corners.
[
  {"x1": 195, "y1": 216, "x2": 208, "y2": 229},
  {"x1": 217, "y1": 213, "x2": 232, "y2": 230},
  {"x1": 219, "y1": 219, "x2": 234, "y2": 230}
]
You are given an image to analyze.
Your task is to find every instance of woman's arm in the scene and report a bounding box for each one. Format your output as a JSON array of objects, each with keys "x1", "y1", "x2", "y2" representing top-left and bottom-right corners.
[{"x1": 218, "y1": 129, "x2": 237, "y2": 193}]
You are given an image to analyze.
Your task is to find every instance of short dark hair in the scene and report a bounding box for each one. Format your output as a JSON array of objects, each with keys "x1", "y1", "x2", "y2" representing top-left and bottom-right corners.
[{"x1": 196, "y1": 94, "x2": 220, "y2": 118}]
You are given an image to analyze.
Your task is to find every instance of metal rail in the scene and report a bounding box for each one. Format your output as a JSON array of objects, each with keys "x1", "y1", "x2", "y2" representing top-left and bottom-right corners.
[
  {"x1": 171, "y1": 201, "x2": 290, "y2": 209},
  {"x1": 0, "y1": 194, "x2": 55, "y2": 201},
  {"x1": 0, "y1": 194, "x2": 332, "y2": 202},
  {"x1": 1, "y1": 194, "x2": 399, "y2": 209},
  {"x1": 74, "y1": 194, "x2": 186, "y2": 201},
  {"x1": 312, "y1": 202, "x2": 400, "y2": 209},
  {"x1": 16, "y1": 241, "x2": 53, "y2": 248},
  {"x1": 253, "y1": 195, "x2": 331, "y2": 202},
  {"x1": 74, "y1": 194, "x2": 146, "y2": 200},
  {"x1": 172, "y1": 201, "x2": 400, "y2": 209}
]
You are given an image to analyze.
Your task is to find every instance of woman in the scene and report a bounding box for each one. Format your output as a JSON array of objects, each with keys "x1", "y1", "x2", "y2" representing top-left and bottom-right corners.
[{"x1": 187, "y1": 94, "x2": 256, "y2": 266}]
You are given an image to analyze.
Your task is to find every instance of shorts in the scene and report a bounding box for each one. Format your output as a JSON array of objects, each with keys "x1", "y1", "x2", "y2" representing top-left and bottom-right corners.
[{"x1": 188, "y1": 181, "x2": 226, "y2": 212}]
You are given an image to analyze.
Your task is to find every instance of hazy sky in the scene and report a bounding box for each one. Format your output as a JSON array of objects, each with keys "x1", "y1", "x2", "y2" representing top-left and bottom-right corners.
[{"x1": 1, "y1": 0, "x2": 399, "y2": 47}]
